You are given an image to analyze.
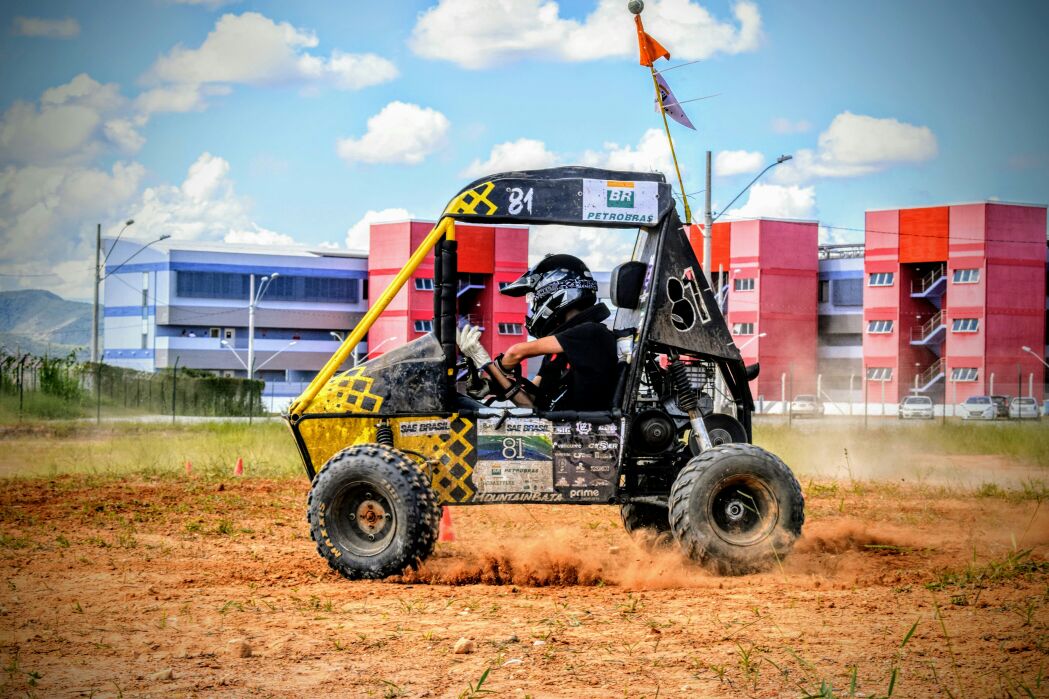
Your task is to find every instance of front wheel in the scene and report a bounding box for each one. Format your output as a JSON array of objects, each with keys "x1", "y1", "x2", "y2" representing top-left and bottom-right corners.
[
  {"x1": 307, "y1": 444, "x2": 440, "y2": 580},
  {"x1": 669, "y1": 444, "x2": 804, "y2": 575}
]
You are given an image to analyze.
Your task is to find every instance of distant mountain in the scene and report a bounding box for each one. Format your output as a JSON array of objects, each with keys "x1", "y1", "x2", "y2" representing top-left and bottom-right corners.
[{"x1": 0, "y1": 290, "x2": 92, "y2": 358}]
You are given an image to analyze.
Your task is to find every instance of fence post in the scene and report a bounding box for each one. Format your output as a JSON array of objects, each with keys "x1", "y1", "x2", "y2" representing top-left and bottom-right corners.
[{"x1": 172, "y1": 356, "x2": 180, "y2": 425}]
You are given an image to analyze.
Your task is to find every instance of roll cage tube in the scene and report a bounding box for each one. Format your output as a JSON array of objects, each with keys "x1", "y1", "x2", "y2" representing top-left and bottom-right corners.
[{"x1": 288, "y1": 217, "x2": 456, "y2": 419}]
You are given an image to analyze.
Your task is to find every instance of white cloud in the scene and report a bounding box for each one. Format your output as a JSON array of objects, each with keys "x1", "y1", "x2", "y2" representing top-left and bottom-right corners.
[
  {"x1": 0, "y1": 74, "x2": 135, "y2": 165},
  {"x1": 715, "y1": 149, "x2": 763, "y2": 176},
  {"x1": 345, "y1": 208, "x2": 412, "y2": 251},
  {"x1": 336, "y1": 102, "x2": 450, "y2": 165},
  {"x1": 134, "y1": 85, "x2": 209, "y2": 115},
  {"x1": 128, "y1": 153, "x2": 288, "y2": 245},
  {"x1": 410, "y1": 0, "x2": 761, "y2": 69},
  {"x1": 771, "y1": 117, "x2": 812, "y2": 134},
  {"x1": 530, "y1": 225, "x2": 637, "y2": 273},
  {"x1": 146, "y1": 12, "x2": 397, "y2": 92},
  {"x1": 12, "y1": 16, "x2": 80, "y2": 38},
  {"x1": 461, "y1": 138, "x2": 560, "y2": 178},
  {"x1": 0, "y1": 161, "x2": 146, "y2": 297},
  {"x1": 224, "y1": 228, "x2": 295, "y2": 246},
  {"x1": 582, "y1": 128, "x2": 677, "y2": 176},
  {"x1": 725, "y1": 183, "x2": 816, "y2": 220},
  {"x1": 774, "y1": 111, "x2": 938, "y2": 184}
]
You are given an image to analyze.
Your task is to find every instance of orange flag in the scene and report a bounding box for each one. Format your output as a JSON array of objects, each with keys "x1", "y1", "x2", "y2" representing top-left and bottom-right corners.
[{"x1": 635, "y1": 14, "x2": 670, "y2": 66}]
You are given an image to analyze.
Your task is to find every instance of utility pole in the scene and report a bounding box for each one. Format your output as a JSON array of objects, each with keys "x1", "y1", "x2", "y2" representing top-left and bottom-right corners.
[
  {"x1": 91, "y1": 223, "x2": 101, "y2": 364},
  {"x1": 247, "y1": 273, "x2": 256, "y2": 383},
  {"x1": 703, "y1": 150, "x2": 713, "y2": 287}
]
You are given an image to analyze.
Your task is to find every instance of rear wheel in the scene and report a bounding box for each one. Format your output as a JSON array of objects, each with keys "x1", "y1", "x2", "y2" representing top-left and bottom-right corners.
[
  {"x1": 669, "y1": 444, "x2": 804, "y2": 575},
  {"x1": 620, "y1": 502, "x2": 673, "y2": 548},
  {"x1": 308, "y1": 444, "x2": 440, "y2": 580}
]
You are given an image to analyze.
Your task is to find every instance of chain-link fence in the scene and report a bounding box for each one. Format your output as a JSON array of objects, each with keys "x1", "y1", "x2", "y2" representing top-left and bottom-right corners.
[{"x1": 0, "y1": 350, "x2": 264, "y2": 420}]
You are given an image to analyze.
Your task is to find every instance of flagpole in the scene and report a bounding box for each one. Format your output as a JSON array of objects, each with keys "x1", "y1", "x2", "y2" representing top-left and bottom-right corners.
[{"x1": 649, "y1": 66, "x2": 692, "y2": 225}]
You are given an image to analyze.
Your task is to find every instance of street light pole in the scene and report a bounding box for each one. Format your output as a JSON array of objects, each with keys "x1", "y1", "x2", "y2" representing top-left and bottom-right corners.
[
  {"x1": 712, "y1": 155, "x2": 794, "y2": 225},
  {"x1": 1021, "y1": 345, "x2": 1049, "y2": 369},
  {"x1": 91, "y1": 223, "x2": 101, "y2": 364},
  {"x1": 703, "y1": 151, "x2": 713, "y2": 287},
  {"x1": 92, "y1": 219, "x2": 136, "y2": 364},
  {"x1": 246, "y1": 272, "x2": 280, "y2": 381}
]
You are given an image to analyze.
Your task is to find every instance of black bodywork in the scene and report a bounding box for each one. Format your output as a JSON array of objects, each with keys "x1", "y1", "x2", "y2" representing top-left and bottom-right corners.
[{"x1": 288, "y1": 167, "x2": 755, "y2": 504}]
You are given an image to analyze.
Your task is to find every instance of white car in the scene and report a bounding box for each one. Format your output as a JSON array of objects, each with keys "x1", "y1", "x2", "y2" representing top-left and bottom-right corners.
[
  {"x1": 899, "y1": 395, "x2": 934, "y2": 420},
  {"x1": 790, "y1": 394, "x2": 824, "y2": 417},
  {"x1": 960, "y1": 395, "x2": 996, "y2": 420},
  {"x1": 1009, "y1": 397, "x2": 1040, "y2": 420}
]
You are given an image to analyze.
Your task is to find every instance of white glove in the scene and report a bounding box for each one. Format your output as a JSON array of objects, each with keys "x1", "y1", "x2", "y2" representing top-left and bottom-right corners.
[{"x1": 456, "y1": 324, "x2": 492, "y2": 367}]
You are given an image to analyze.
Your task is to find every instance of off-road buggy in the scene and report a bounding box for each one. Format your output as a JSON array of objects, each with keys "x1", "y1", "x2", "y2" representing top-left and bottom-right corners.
[{"x1": 285, "y1": 166, "x2": 804, "y2": 578}]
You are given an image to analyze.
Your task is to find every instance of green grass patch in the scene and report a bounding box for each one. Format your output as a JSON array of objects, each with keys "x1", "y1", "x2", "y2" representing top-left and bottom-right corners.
[{"x1": 0, "y1": 420, "x2": 302, "y2": 479}]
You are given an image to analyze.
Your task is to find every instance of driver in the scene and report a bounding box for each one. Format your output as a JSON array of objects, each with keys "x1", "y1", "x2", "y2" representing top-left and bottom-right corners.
[{"x1": 455, "y1": 254, "x2": 617, "y2": 411}]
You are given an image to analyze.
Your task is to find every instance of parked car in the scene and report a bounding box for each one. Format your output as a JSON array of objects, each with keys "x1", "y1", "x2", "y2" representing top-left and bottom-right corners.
[
  {"x1": 1009, "y1": 396, "x2": 1040, "y2": 420},
  {"x1": 990, "y1": 395, "x2": 1010, "y2": 419},
  {"x1": 960, "y1": 395, "x2": 996, "y2": 420},
  {"x1": 790, "y1": 394, "x2": 824, "y2": 417},
  {"x1": 899, "y1": 395, "x2": 934, "y2": 420}
]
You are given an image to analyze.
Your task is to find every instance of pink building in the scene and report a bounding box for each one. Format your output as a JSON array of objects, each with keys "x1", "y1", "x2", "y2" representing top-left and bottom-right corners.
[
  {"x1": 863, "y1": 202, "x2": 1046, "y2": 403},
  {"x1": 368, "y1": 220, "x2": 529, "y2": 363},
  {"x1": 693, "y1": 219, "x2": 819, "y2": 401}
]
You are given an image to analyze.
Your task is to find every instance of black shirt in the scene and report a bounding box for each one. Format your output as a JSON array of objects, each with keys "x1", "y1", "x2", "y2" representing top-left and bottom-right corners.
[{"x1": 536, "y1": 307, "x2": 618, "y2": 411}]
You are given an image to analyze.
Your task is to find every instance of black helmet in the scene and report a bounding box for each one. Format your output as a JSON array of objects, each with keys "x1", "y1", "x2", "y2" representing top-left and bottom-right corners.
[{"x1": 500, "y1": 254, "x2": 598, "y2": 337}]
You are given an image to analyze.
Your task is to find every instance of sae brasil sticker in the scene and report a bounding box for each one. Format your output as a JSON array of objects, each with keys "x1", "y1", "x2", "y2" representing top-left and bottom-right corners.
[{"x1": 582, "y1": 179, "x2": 659, "y2": 224}]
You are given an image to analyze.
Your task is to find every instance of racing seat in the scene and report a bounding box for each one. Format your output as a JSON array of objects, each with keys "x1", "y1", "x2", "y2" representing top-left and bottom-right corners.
[{"x1": 609, "y1": 261, "x2": 647, "y2": 409}]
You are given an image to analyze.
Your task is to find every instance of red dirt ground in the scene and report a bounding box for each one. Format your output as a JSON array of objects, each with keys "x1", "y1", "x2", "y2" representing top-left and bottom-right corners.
[{"x1": 1, "y1": 476, "x2": 1046, "y2": 698}]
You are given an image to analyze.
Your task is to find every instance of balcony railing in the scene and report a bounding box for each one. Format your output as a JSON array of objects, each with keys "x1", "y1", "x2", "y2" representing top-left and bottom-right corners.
[
  {"x1": 915, "y1": 357, "x2": 945, "y2": 391},
  {"x1": 910, "y1": 310, "x2": 944, "y2": 344},
  {"x1": 911, "y1": 265, "x2": 946, "y2": 296}
]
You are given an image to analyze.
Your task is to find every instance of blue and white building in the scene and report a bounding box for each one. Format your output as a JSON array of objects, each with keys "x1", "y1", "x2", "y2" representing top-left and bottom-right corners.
[
  {"x1": 817, "y1": 244, "x2": 865, "y2": 398},
  {"x1": 102, "y1": 239, "x2": 368, "y2": 410}
]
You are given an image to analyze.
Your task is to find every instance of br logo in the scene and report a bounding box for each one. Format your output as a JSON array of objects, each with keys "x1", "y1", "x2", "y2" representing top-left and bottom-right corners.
[
  {"x1": 666, "y1": 269, "x2": 704, "y2": 332},
  {"x1": 606, "y1": 187, "x2": 634, "y2": 208}
]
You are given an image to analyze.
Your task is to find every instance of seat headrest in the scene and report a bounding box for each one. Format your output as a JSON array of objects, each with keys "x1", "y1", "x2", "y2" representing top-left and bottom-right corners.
[{"x1": 609, "y1": 261, "x2": 647, "y2": 309}]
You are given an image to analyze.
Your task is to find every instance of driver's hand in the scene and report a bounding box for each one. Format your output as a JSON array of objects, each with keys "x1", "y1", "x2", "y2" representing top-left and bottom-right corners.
[{"x1": 456, "y1": 324, "x2": 492, "y2": 367}]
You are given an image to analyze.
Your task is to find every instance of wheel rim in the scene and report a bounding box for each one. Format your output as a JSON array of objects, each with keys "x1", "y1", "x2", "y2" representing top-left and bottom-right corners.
[
  {"x1": 708, "y1": 427, "x2": 734, "y2": 446},
  {"x1": 329, "y1": 480, "x2": 396, "y2": 557},
  {"x1": 706, "y1": 474, "x2": 779, "y2": 546}
]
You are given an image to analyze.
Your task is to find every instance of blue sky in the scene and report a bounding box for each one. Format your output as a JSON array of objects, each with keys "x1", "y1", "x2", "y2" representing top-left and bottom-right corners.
[{"x1": 1, "y1": 0, "x2": 1046, "y2": 299}]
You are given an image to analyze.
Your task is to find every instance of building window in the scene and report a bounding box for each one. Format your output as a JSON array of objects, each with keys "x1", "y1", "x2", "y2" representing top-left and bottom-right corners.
[
  {"x1": 818, "y1": 280, "x2": 829, "y2": 304},
  {"x1": 209, "y1": 328, "x2": 220, "y2": 338},
  {"x1": 498, "y1": 323, "x2": 523, "y2": 335},
  {"x1": 732, "y1": 322, "x2": 755, "y2": 335},
  {"x1": 224, "y1": 328, "x2": 235, "y2": 340},
  {"x1": 733, "y1": 277, "x2": 755, "y2": 292},
  {"x1": 867, "y1": 319, "x2": 894, "y2": 334},
  {"x1": 832, "y1": 278, "x2": 863, "y2": 306},
  {"x1": 175, "y1": 271, "x2": 360, "y2": 303},
  {"x1": 414, "y1": 320, "x2": 433, "y2": 333},
  {"x1": 414, "y1": 278, "x2": 434, "y2": 291},
  {"x1": 952, "y1": 268, "x2": 980, "y2": 284},
  {"x1": 866, "y1": 367, "x2": 893, "y2": 381},
  {"x1": 952, "y1": 318, "x2": 979, "y2": 333},
  {"x1": 951, "y1": 367, "x2": 979, "y2": 382},
  {"x1": 868, "y1": 272, "x2": 894, "y2": 286}
]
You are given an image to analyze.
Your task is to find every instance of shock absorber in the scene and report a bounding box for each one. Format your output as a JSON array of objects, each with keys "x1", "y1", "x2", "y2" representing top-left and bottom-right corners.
[
  {"x1": 669, "y1": 357, "x2": 713, "y2": 452},
  {"x1": 375, "y1": 420, "x2": 394, "y2": 447}
]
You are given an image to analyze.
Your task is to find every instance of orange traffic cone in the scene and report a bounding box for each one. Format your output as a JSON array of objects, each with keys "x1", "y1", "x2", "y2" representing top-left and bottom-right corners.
[
  {"x1": 233, "y1": 457, "x2": 244, "y2": 476},
  {"x1": 438, "y1": 506, "x2": 455, "y2": 542},
  {"x1": 185, "y1": 460, "x2": 192, "y2": 476}
]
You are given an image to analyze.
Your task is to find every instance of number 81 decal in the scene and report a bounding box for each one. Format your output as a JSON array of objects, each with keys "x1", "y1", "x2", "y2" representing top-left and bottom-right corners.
[{"x1": 507, "y1": 187, "x2": 534, "y2": 215}]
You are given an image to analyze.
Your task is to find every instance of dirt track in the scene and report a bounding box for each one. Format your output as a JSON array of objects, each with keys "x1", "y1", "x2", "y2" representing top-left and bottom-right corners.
[{"x1": 1, "y1": 476, "x2": 1046, "y2": 698}]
